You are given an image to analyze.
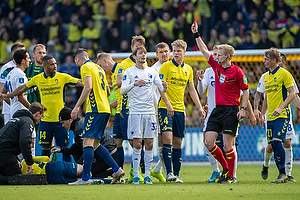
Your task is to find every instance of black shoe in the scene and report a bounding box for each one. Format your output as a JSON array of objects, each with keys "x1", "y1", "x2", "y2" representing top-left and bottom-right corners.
[
  {"x1": 287, "y1": 176, "x2": 296, "y2": 182},
  {"x1": 219, "y1": 176, "x2": 233, "y2": 184},
  {"x1": 261, "y1": 165, "x2": 269, "y2": 180},
  {"x1": 272, "y1": 173, "x2": 288, "y2": 183},
  {"x1": 217, "y1": 170, "x2": 228, "y2": 183}
]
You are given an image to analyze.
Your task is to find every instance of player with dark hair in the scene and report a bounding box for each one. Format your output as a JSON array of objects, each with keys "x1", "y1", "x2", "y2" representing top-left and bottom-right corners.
[
  {"x1": 0, "y1": 42, "x2": 26, "y2": 124},
  {"x1": 0, "y1": 55, "x2": 82, "y2": 162},
  {"x1": 0, "y1": 102, "x2": 46, "y2": 184},
  {"x1": 69, "y1": 48, "x2": 124, "y2": 185}
]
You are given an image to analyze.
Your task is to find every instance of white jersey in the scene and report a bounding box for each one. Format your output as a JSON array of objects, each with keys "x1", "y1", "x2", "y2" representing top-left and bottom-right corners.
[
  {"x1": 257, "y1": 71, "x2": 298, "y2": 139},
  {"x1": 4, "y1": 67, "x2": 28, "y2": 116},
  {"x1": 151, "y1": 61, "x2": 163, "y2": 110},
  {"x1": 197, "y1": 68, "x2": 215, "y2": 131},
  {"x1": 0, "y1": 60, "x2": 16, "y2": 115},
  {"x1": 121, "y1": 66, "x2": 166, "y2": 115}
]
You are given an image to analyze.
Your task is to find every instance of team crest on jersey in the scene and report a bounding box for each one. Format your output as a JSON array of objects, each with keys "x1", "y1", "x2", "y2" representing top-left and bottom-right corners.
[
  {"x1": 118, "y1": 68, "x2": 123, "y2": 74},
  {"x1": 185, "y1": 72, "x2": 187, "y2": 76},
  {"x1": 19, "y1": 78, "x2": 24, "y2": 83},
  {"x1": 123, "y1": 75, "x2": 127, "y2": 80},
  {"x1": 148, "y1": 73, "x2": 152, "y2": 79},
  {"x1": 274, "y1": 77, "x2": 277, "y2": 82},
  {"x1": 159, "y1": 74, "x2": 164, "y2": 79},
  {"x1": 219, "y1": 74, "x2": 226, "y2": 84},
  {"x1": 211, "y1": 81, "x2": 215, "y2": 88},
  {"x1": 55, "y1": 79, "x2": 58, "y2": 83}
]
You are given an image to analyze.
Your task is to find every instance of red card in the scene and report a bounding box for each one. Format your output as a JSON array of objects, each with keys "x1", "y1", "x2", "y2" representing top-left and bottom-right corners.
[{"x1": 193, "y1": 16, "x2": 199, "y2": 24}]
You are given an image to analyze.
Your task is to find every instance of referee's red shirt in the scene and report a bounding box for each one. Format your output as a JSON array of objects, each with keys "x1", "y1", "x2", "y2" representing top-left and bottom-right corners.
[{"x1": 208, "y1": 54, "x2": 248, "y2": 106}]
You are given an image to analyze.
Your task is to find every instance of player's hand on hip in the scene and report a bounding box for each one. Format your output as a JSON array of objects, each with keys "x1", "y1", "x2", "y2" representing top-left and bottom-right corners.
[{"x1": 271, "y1": 108, "x2": 282, "y2": 117}]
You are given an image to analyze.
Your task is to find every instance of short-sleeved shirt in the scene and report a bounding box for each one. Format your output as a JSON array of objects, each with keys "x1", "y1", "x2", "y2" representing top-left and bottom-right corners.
[
  {"x1": 111, "y1": 62, "x2": 122, "y2": 113},
  {"x1": 158, "y1": 59, "x2": 194, "y2": 112},
  {"x1": 4, "y1": 67, "x2": 28, "y2": 116},
  {"x1": 26, "y1": 72, "x2": 79, "y2": 122},
  {"x1": 118, "y1": 56, "x2": 136, "y2": 110},
  {"x1": 80, "y1": 60, "x2": 110, "y2": 114},
  {"x1": 208, "y1": 54, "x2": 248, "y2": 106},
  {"x1": 0, "y1": 60, "x2": 16, "y2": 115},
  {"x1": 263, "y1": 66, "x2": 294, "y2": 121},
  {"x1": 24, "y1": 62, "x2": 44, "y2": 103}
]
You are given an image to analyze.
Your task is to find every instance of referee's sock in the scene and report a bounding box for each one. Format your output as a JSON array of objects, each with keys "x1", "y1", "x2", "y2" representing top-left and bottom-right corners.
[
  {"x1": 162, "y1": 144, "x2": 172, "y2": 174},
  {"x1": 225, "y1": 148, "x2": 235, "y2": 179},
  {"x1": 209, "y1": 144, "x2": 228, "y2": 171}
]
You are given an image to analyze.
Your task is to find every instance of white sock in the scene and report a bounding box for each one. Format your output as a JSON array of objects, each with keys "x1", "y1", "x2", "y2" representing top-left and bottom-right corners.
[
  {"x1": 31, "y1": 148, "x2": 35, "y2": 157},
  {"x1": 144, "y1": 150, "x2": 153, "y2": 178},
  {"x1": 264, "y1": 149, "x2": 273, "y2": 167},
  {"x1": 233, "y1": 146, "x2": 238, "y2": 179},
  {"x1": 205, "y1": 146, "x2": 220, "y2": 172},
  {"x1": 132, "y1": 148, "x2": 141, "y2": 178},
  {"x1": 154, "y1": 147, "x2": 163, "y2": 173},
  {"x1": 284, "y1": 147, "x2": 293, "y2": 176}
]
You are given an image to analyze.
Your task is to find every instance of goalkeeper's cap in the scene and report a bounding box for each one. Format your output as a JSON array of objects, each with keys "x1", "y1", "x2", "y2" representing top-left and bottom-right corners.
[{"x1": 59, "y1": 107, "x2": 72, "y2": 121}]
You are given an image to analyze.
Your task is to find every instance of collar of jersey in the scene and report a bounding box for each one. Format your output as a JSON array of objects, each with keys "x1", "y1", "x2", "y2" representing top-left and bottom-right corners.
[
  {"x1": 43, "y1": 73, "x2": 55, "y2": 78},
  {"x1": 269, "y1": 65, "x2": 280, "y2": 75},
  {"x1": 84, "y1": 59, "x2": 92, "y2": 64},
  {"x1": 172, "y1": 58, "x2": 184, "y2": 68},
  {"x1": 129, "y1": 55, "x2": 136, "y2": 63},
  {"x1": 112, "y1": 62, "x2": 118, "y2": 73}
]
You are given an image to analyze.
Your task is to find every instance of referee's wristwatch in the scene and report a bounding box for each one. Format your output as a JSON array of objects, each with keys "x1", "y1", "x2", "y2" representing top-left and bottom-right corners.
[{"x1": 241, "y1": 106, "x2": 247, "y2": 110}]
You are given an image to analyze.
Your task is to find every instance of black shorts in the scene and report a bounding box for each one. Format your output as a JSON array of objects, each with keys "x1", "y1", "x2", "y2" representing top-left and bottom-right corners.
[{"x1": 206, "y1": 105, "x2": 239, "y2": 136}]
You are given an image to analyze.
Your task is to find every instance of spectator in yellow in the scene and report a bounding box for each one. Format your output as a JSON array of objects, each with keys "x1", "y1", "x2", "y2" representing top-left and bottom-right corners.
[
  {"x1": 227, "y1": 28, "x2": 242, "y2": 49},
  {"x1": 158, "y1": 12, "x2": 175, "y2": 40},
  {"x1": 67, "y1": 13, "x2": 82, "y2": 43},
  {"x1": 16, "y1": 30, "x2": 31, "y2": 49},
  {"x1": 0, "y1": 31, "x2": 13, "y2": 64},
  {"x1": 140, "y1": 12, "x2": 158, "y2": 39},
  {"x1": 267, "y1": 19, "x2": 281, "y2": 47},
  {"x1": 82, "y1": 19, "x2": 100, "y2": 41},
  {"x1": 279, "y1": 17, "x2": 299, "y2": 48}
]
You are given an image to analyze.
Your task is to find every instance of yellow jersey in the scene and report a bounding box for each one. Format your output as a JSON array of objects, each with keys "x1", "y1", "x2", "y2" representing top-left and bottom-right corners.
[
  {"x1": 80, "y1": 60, "x2": 110, "y2": 114},
  {"x1": 264, "y1": 66, "x2": 294, "y2": 121},
  {"x1": 26, "y1": 72, "x2": 79, "y2": 122},
  {"x1": 158, "y1": 59, "x2": 194, "y2": 112},
  {"x1": 112, "y1": 62, "x2": 122, "y2": 113},
  {"x1": 21, "y1": 156, "x2": 50, "y2": 175}
]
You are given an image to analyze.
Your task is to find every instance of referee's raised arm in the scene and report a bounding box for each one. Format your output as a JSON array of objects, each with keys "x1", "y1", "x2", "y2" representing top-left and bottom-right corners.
[{"x1": 191, "y1": 22, "x2": 211, "y2": 61}]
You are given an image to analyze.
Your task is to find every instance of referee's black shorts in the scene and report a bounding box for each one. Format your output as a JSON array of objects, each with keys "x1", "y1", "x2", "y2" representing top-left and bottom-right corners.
[{"x1": 206, "y1": 105, "x2": 239, "y2": 136}]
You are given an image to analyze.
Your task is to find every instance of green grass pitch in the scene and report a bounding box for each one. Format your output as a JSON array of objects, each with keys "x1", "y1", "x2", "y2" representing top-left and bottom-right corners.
[{"x1": 1, "y1": 164, "x2": 299, "y2": 200}]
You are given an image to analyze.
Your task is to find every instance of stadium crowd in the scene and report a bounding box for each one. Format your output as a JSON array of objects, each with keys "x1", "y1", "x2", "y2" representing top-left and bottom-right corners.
[{"x1": 1, "y1": 0, "x2": 300, "y2": 66}]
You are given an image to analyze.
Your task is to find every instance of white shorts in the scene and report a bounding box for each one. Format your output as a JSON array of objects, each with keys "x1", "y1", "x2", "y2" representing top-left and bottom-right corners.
[{"x1": 127, "y1": 114, "x2": 158, "y2": 139}]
